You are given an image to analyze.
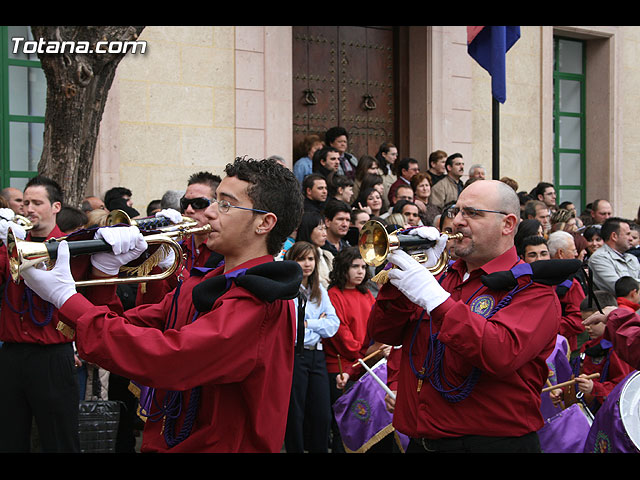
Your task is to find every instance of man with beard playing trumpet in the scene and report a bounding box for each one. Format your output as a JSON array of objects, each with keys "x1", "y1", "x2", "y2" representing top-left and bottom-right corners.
[{"x1": 368, "y1": 180, "x2": 562, "y2": 453}]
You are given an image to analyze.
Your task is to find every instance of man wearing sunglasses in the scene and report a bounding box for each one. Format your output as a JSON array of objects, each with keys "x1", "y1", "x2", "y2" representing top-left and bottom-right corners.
[
  {"x1": 137, "y1": 172, "x2": 222, "y2": 306},
  {"x1": 20, "y1": 157, "x2": 305, "y2": 452},
  {"x1": 368, "y1": 179, "x2": 562, "y2": 453}
]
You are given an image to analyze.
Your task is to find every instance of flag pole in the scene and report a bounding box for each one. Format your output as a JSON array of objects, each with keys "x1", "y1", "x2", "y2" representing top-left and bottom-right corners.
[{"x1": 492, "y1": 97, "x2": 500, "y2": 180}]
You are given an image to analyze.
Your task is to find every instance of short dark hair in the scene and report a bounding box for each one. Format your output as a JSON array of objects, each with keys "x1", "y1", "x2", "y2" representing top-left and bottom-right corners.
[
  {"x1": 302, "y1": 173, "x2": 326, "y2": 198},
  {"x1": 392, "y1": 199, "x2": 416, "y2": 215},
  {"x1": 615, "y1": 276, "x2": 640, "y2": 298},
  {"x1": 323, "y1": 198, "x2": 351, "y2": 221},
  {"x1": 187, "y1": 171, "x2": 222, "y2": 192},
  {"x1": 312, "y1": 146, "x2": 339, "y2": 172},
  {"x1": 396, "y1": 157, "x2": 418, "y2": 176},
  {"x1": 600, "y1": 217, "x2": 630, "y2": 242},
  {"x1": 518, "y1": 235, "x2": 547, "y2": 257},
  {"x1": 445, "y1": 153, "x2": 463, "y2": 168},
  {"x1": 428, "y1": 150, "x2": 447, "y2": 167},
  {"x1": 328, "y1": 174, "x2": 354, "y2": 198},
  {"x1": 104, "y1": 186, "x2": 132, "y2": 210},
  {"x1": 532, "y1": 181, "x2": 554, "y2": 198},
  {"x1": 583, "y1": 224, "x2": 602, "y2": 241},
  {"x1": 25, "y1": 175, "x2": 63, "y2": 205},
  {"x1": 56, "y1": 205, "x2": 87, "y2": 233},
  {"x1": 325, "y1": 126, "x2": 349, "y2": 145},
  {"x1": 224, "y1": 157, "x2": 304, "y2": 256},
  {"x1": 580, "y1": 290, "x2": 617, "y2": 313},
  {"x1": 328, "y1": 246, "x2": 371, "y2": 294}
]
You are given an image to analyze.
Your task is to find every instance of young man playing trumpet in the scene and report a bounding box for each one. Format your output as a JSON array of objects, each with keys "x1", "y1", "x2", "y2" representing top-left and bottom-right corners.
[
  {"x1": 21, "y1": 158, "x2": 305, "y2": 453},
  {"x1": 0, "y1": 176, "x2": 120, "y2": 452}
]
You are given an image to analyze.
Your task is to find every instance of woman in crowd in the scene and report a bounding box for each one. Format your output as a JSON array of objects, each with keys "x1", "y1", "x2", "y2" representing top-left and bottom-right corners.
[
  {"x1": 293, "y1": 134, "x2": 324, "y2": 183},
  {"x1": 583, "y1": 225, "x2": 604, "y2": 259},
  {"x1": 296, "y1": 211, "x2": 334, "y2": 288},
  {"x1": 411, "y1": 172, "x2": 440, "y2": 227},
  {"x1": 374, "y1": 142, "x2": 398, "y2": 198},
  {"x1": 284, "y1": 241, "x2": 340, "y2": 453},
  {"x1": 352, "y1": 155, "x2": 382, "y2": 201},
  {"x1": 353, "y1": 187, "x2": 384, "y2": 218}
]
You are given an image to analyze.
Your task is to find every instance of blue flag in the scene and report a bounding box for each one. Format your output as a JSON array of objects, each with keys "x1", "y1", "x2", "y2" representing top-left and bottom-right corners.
[{"x1": 467, "y1": 26, "x2": 521, "y2": 103}]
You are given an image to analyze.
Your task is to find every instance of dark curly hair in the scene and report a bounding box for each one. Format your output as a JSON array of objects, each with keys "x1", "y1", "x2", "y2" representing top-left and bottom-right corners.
[
  {"x1": 328, "y1": 246, "x2": 370, "y2": 294},
  {"x1": 224, "y1": 157, "x2": 304, "y2": 255}
]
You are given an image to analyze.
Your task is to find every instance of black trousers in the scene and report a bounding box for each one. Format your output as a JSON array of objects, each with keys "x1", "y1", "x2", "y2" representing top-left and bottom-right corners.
[
  {"x1": 0, "y1": 342, "x2": 80, "y2": 452},
  {"x1": 284, "y1": 348, "x2": 332, "y2": 453},
  {"x1": 407, "y1": 431, "x2": 541, "y2": 453}
]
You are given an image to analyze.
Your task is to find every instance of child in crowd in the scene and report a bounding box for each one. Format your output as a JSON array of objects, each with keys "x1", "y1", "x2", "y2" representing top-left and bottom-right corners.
[
  {"x1": 284, "y1": 241, "x2": 340, "y2": 453},
  {"x1": 323, "y1": 246, "x2": 376, "y2": 452},
  {"x1": 550, "y1": 291, "x2": 635, "y2": 413},
  {"x1": 614, "y1": 276, "x2": 640, "y2": 313}
]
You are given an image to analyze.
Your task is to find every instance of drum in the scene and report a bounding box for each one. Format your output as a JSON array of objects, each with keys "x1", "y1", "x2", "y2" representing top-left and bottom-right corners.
[
  {"x1": 583, "y1": 370, "x2": 640, "y2": 453},
  {"x1": 537, "y1": 402, "x2": 593, "y2": 453}
]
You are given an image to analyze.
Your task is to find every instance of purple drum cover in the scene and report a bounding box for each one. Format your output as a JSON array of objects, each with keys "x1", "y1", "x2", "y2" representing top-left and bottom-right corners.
[
  {"x1": 583, "y1": 370, "x2": 640, "y2": 453},
  {"x1": 538, "y1": 403, "x2": 592, "y2": 453}
]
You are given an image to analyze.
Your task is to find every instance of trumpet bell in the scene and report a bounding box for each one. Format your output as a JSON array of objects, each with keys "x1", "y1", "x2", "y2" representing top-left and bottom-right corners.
[{"x1": 358, "y1": 220, "x2": 462, "y2": 279}]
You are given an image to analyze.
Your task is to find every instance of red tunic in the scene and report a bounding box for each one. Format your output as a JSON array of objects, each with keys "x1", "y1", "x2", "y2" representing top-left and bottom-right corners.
[
  {"x1": 557, "y1": 278, "x2": 586, "y2": 352},
  {"x1": 368, "y1": 246, "x2": 561, "y2": 439},
  {"x1": 578, "y1": 337, "x2": 634, "y2": 405},
  {"x1": 604, "y1": 308, "x2": 640, "y2": 370},
  {"x1": 0, "y1": 225, "x2": 119, "y2": 345},
  {"x1": 135, "y1": 236, "x2": 215, "y2": 306},
  {"x1": 58, "y1": 255, "x2": 296, "y2": 453},
  {"x1": 323, "y1": 287, "x2": 375, "y2": 374}
]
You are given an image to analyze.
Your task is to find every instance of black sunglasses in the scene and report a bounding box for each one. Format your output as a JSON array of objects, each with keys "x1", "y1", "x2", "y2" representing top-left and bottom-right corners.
[{"x1": 180, "y1": 196, "x2": 211, "y2": 211}]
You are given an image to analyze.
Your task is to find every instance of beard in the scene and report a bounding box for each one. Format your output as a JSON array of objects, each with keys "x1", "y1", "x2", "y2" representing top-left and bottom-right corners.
[{"x1": 453, "y1": 229, "x2": 474, "y2": 258}]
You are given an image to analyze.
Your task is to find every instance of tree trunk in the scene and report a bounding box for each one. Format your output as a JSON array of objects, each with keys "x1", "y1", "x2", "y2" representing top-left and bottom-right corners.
[{"x1": 31, "y1": 26, "x2": 145, "y2": 208}]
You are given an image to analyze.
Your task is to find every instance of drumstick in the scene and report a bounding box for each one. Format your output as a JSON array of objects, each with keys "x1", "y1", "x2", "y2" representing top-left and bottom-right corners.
[
  {"x1": 337, "y1": 354, "x2": 344, "y2": 392},
  {"x1": 541, "y1": 373, "x2": 600, "y2": 393},
  {"x1": 351, "y1": 348, "x2": 384, "y2": 368}
]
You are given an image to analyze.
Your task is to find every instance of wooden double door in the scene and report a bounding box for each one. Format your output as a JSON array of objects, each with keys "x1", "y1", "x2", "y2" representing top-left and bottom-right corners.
[{"x1": 292, "y1": 26, "x2": 396, "y2": 160}]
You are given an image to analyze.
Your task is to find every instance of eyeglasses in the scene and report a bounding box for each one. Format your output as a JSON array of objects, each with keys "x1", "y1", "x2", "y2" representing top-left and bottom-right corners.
[
  {"x1": 446, "y1": 206, "x2": 510, "y2": 219},
  {"x1": 212, "y1": 198, "x2": 269, "y2": 215},
  {"x1": 180, "y1": 196, "x2": 211, "y2": 211}
]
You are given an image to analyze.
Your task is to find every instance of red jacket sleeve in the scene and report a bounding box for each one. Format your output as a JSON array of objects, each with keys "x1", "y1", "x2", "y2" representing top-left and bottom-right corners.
[{"x1": 605, "y1": 308, "x2": 640, "y2": 370}]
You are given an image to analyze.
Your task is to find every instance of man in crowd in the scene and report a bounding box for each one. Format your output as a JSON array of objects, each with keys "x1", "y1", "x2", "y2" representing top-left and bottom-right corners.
[
  {"x1": 588, "y1": 216, "x2": 640, "y2": 294},
  {"x1": 590, "y1": 199, "x2": 613, "y2": 226},
  {"x1": 0, "y1": 176, "x2": 118, "y2": 452},
  {"x1": 388, "y1": 157, "x2": 420, "y2": 205},
  {"x1": 523, "y1": 200, "x2": 552, "y2": 236},
  {"x1": 1, "y1": 187, "x2": 24, "y2": 216},
  {"x1": 137, "y1": 171, "x2": 221, "y2": 305},
  {"x1": 302, "y1": 173, "x2": 328, "y2": 214},
  {"x1": 426, "y1": 150, "x2": 447, "y2": 186},
  {"x1": 19, "y1": 158, "x2": 305, "y2": 453},
  {"x1": 368, "y1": 179, "x2": 561, "y2": 453},
  {"x1": 429, "y1": 153, "x2": 465, "y2": 209},
  {"x1": 468, "y1": 164, "x2": 486, "y2": 181},
  {"x1": 532, "y1": 182, "x2": 557, "y2": 213},
  {"x1": 547, "y1": 230, "x2": 586, "y2": 353},
  {"x1": 312, "y1": 146, "x2": 341, "y2": 179},
  {"x1": 322, "y1": 199, "x2": 351, "y2": 255}
]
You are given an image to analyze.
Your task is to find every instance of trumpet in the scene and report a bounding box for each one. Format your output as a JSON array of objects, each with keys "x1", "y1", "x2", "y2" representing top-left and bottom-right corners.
[
  {"x1": 358, "y1": 220, "x2": 462, "y2": 283},
  {"x1": 7, "y1": 210, "x2": 211, "y2": 287}
]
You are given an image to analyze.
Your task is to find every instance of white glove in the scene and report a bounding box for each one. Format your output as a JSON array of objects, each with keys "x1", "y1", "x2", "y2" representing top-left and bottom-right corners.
[
  {"x1": 0, "y1": 208, "x2": 15, "y2": 221},
  {"x1": 21, "y1": 240, "x2": 77, "y2": 309},
  {"x1": 407, "y1": 227, "x2": 449, "y2": 269},
  {"x1": 91, "y1": 226, "x2": 148, "y2": 275},
  {"x1": 0, "y1": 220, "x2": 26, "y2": 245},
  {"x1": 157, "y1": 247, "x2": 176, "y2": 271},
  {"x1": 156, "y1": 208, "x2": 182, "y2": 224},
  {"x1": 387, "y1": 249, "x2": 450, "y2": 313}
]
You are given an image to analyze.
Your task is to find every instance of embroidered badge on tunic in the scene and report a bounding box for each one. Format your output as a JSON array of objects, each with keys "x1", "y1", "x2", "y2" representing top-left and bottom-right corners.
[{"x1": 470, "y1": 294, "x2": 495, "y2": 318}]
